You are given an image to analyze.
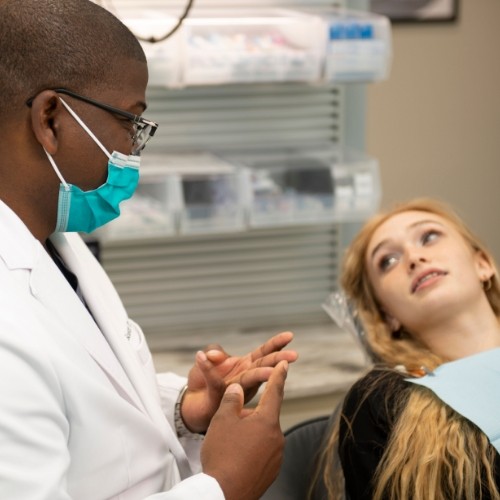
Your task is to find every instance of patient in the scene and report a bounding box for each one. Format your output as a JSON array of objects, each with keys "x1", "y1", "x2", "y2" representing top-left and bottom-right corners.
[{"x1": 312, "y1": 198, "x2": 500, "y2": 500}]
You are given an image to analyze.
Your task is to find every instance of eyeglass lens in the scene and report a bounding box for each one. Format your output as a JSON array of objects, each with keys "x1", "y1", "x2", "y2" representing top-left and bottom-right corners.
[{"x1": 132, "y1": 123, "x2": 154, "y2": 154}]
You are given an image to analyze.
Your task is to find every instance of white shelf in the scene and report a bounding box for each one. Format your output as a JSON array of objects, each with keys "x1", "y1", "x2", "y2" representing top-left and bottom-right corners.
[
  {"x1": 93, "y1": 148, "x2": 380, "y2": 242},
  {"x1": 123, "y1": 8, "x2": 391, "y2": 87},
  {"x1": 225, "y1": 147, "x2": 381, "y2": 227}
]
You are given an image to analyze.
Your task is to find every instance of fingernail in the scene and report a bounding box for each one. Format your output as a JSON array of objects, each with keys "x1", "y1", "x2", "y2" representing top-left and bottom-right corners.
[
  {"x1": 226, "y1": 383, "x2": 241, "y2": 394},
  {"x1": 196, "y1": 350, "x2": 207, "y2": 362},
  {"x1": 205, "y1": 349, "x2": 221, "y2": 357}
]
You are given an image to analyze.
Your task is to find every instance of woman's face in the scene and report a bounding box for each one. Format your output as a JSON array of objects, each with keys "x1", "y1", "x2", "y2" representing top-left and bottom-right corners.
[{"x1": 365, "y1": 210, "x2": 493, "y2": 334}]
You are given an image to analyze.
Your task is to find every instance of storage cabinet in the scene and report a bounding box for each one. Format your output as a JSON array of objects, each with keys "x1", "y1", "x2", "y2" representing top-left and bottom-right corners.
[
  {"x1": 124, "y1": 6, "x2": 391, "y2": 87},
  {"x1": 93, "y1": 0, "x2": 387, "y2": 344}
]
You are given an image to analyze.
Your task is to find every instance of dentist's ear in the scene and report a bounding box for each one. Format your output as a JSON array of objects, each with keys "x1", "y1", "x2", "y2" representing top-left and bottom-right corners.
[{"x1": 29, "y1": 90, "x2": 62, "y2": 156}]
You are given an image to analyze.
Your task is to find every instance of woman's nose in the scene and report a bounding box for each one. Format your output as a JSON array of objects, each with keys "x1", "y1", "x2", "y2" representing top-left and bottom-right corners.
[
  {"x1": 409, "y1": 259, "x2": 424, "y2": 270},
  {"x1": 406, "y1": 250, "x2": 428, "y2": 271}
]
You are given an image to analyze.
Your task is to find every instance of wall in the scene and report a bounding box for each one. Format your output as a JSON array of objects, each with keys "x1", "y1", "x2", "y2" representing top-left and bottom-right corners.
[{"x1": 366, "y1": 0, "x2": 500, "y2": 260}]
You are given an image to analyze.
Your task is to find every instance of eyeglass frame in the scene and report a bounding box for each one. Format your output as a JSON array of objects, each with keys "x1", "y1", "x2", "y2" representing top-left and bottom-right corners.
[{"x1": 26, "y1": 88, "x2": 158, "y2": 154}]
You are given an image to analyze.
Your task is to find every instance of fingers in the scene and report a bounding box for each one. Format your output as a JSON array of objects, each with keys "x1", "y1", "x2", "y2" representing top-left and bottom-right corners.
[
  {"x1": 249, "y1": 331, "x2": 295, "y2": 362},
  {"x1": 201, "y1": 331, "x2": 296, "y2": 367},
  {"x1": 195, "y1": 350, "x2": 226, "y2": 393},
  {"x1": 254, "y1": 360, "x2": 288, "y2": 419},
  {"x1": 236, "y1": 366, "x2": 274, "y2": 389},
  {"x1": 201, "y1": 344, "x2": 229, "y2": 366},
  {"x1": 215, "y1": 383, "x2": 244, "y2": 417},
  {"x1": 201, "y1": 376, "x2": 285, "y2": 499},
  {"x1": 248, "y1": 349, "x2": 298, "y2": 373},
  {"x1": 235, "y1": 364, "x2": 292, "y2": 390},
  {"x1": 204, "y1": 349, "x2": 227, "y2": 365},
  {"x1": 203, "y1": 343, "x2": 226, "y2": 355}
]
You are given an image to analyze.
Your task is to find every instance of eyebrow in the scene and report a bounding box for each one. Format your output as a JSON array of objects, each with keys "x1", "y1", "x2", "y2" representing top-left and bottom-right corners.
[{"x1": 369, "y1": 219, "x2": 445, "y2": 261}]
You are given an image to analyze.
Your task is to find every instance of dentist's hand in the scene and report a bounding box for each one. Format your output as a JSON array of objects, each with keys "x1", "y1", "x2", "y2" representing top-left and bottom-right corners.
[
  {"x1": 201, "y1": 360, "x2": 289, "y2": 500},
  {"x1": 180, "y1": 331, "x2": 297, "y2": 433}
]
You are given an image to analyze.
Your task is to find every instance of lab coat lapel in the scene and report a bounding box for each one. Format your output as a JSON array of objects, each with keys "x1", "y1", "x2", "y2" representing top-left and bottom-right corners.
[
  {"x1": 0, "y1": 200, "x2": 144, "y2": 413},
  {"x1": 50, "y1": 233, "x2": 153, "y2": 413},
  {"x1": 50, "y1": 233, "x2": 193, "y2": 479},
  {"x1": 30, "y1": 241, "x2": 145, "y2": 412},
  {"x1": 0, "y1": 201, "x2": 192, "y2": 480}
]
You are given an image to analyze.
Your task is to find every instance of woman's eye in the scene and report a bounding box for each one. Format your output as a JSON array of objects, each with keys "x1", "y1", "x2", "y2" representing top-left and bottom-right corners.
[
  {"x1": 421, "y1": 230, "x2": 441, "y2": 245},
  {"x1": 379, "y1": 254, "x2": 399, "y2": 272}
]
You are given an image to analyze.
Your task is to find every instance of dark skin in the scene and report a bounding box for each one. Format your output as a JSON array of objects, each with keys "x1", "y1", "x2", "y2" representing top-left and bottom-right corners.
[
  {"x1": 202, "y1": 363, "x2": 289, "y2": 500},
  {"x1": 1, "y1": 61, "x2": 148, "y2": 243},
  {"x1": 2, "y1": 57, "x2": 298, "y2": 498}
]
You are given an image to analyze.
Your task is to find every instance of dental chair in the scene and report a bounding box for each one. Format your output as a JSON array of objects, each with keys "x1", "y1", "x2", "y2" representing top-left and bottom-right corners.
[{"x1": 261, "y1": 415, "x2": 329, "y2": 499}]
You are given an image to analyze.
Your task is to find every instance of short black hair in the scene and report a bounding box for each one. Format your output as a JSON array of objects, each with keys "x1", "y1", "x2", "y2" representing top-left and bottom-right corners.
[{"x1": 0, "y1": 0, "x2": 146, "y2": 116}]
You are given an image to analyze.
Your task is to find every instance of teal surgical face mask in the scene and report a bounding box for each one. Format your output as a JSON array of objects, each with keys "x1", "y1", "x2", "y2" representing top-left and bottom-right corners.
[{"x1": 45, "y1": 97, "x2": 140, "y2": 233}]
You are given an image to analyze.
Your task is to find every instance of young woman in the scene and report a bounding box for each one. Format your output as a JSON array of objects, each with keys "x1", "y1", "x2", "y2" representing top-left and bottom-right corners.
[{"x1": 313, "y1": 198, "x2": 500, "y2": 500}]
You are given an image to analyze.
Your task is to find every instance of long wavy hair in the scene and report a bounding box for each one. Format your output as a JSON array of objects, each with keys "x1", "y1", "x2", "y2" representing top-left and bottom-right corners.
[{"x1": 312, "y1": 198, "x2": 500, "y2": 500}]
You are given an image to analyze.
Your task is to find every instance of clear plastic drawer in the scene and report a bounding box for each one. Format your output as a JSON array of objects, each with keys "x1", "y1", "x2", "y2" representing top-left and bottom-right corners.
[
  {"x1": 221, "y1": 147, "x2": 381, "y2": 227},
  {"x1": 181, "y1": 9, "x2": 326, "y2": 85},
  {"x1": 148, "y1": 153, "x2": 246, "y2": 235},
  {"x1": 123, "y1": 17, "x2": 182, "y2": 88},
  {"x1": 94, "y1": 167, "x2": 178, "y2": 241}
]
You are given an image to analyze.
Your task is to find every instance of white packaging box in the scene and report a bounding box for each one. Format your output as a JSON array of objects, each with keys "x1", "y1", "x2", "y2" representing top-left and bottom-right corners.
[{"x1": 323, "y1": 9, "x2": 392, "y2": 83}]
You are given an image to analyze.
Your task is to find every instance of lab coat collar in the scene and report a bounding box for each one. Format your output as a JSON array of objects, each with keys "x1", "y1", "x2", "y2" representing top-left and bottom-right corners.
[
  {"x1": 0, "y1": 199, "x2": 40, "y2": 271},
  {"x1": 0, "y1": 199, "x2": 146, "y2": 413},
  {"x1": 50, "y1": 231, "x2": 150, "y2": 412}
]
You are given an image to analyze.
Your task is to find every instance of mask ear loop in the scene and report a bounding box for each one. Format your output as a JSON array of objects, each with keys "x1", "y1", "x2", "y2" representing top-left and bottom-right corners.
[
  {"x1": 58, "y1": 97, "x2": 111, "y2": 160},
  {"x1": 43, "y1": 147, "x2": 70, "y2": 191}
]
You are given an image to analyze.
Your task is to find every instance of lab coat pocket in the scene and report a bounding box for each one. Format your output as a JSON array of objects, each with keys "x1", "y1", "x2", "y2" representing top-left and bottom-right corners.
[
  {"x1": 127, "y1": 319, "x2": 152, "y2": 365},
  {"x1": 127, "y1": 319, "x2": 158, "y2": 387}
]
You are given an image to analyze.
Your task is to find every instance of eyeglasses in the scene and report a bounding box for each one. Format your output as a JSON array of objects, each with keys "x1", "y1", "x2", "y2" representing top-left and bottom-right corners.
[{"x1": 26, "y1": 88, "x2": 158, "y2": 155}]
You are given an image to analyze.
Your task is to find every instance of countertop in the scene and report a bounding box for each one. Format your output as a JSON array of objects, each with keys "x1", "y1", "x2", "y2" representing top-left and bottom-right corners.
[{"x1": 151, "y1": 323, "x2": 369, "y2": 401}]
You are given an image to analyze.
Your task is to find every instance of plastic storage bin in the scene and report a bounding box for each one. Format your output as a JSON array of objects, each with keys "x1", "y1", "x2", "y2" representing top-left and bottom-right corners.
[
  {"x1": 323, "y1": 9, "x2": 391, "y2": 83},
  {"x1": 330, "y1": 149, "x2": 381, "y2": 220},
  {"x1": 123, "y1": 17, "x2": 182, "y2": 88},
  {"x1": 94, "y1": 167, "x2": 178, "y2": 241},
  {"x1": 221, "y1": 147, "x2": 380, "y2": 227},
  {"x1": 181, "y1": 9, "x2": 326, "y2": 85},
  {"x1": 143, "y1": 153, "x2": 247, "y2": 235}
]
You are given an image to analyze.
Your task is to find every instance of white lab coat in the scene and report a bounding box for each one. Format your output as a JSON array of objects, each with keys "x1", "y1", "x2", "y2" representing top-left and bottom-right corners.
[{"x1": 0, "y1": 200, "x2": 224, "y2": 499}]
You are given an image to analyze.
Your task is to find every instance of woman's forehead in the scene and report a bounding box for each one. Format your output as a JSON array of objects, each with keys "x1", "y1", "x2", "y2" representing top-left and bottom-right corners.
[{"x1": 367, "y1": 210, "x2": 450, "y2": 252}]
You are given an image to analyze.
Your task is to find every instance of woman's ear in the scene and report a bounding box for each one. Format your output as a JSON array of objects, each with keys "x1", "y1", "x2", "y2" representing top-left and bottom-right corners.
[
  {"x1": 384, "y1": 312, "x2": 401, "y2": 333},
  {"x1": 29, "y1": 90, "x2": 62, "y2": 156},
  {"x1": 475, "y1": 250, "x2": 496, "y2": 283}
]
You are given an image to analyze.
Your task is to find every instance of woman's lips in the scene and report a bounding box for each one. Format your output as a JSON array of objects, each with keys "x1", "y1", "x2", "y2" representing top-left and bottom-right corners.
[{"x1": 411, "y1": 269, "x2": 448, "y2": 293}]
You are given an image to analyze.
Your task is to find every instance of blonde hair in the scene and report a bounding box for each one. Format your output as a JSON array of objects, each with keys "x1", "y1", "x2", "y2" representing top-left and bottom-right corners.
[
  {"x1": 312, "y1": 198, "x2": 500, "y2": 500},
  {"x1": 374, "y1": 387, "x2": 500, "y2": 500}
]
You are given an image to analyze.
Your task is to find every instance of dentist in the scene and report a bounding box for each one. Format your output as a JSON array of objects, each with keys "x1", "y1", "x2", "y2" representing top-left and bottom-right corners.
[{"x1": 0, "y1": 1, "x2": 297, "y2": 499}]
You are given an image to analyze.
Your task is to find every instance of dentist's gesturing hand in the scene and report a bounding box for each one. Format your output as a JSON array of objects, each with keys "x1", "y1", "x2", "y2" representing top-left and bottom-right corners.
[
  {"x1": 180, "y1": 331, "x2": 297, "y2": 433},
  {"x1": 201, "y1": 360, "x2": 289, "y2": 500}
]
